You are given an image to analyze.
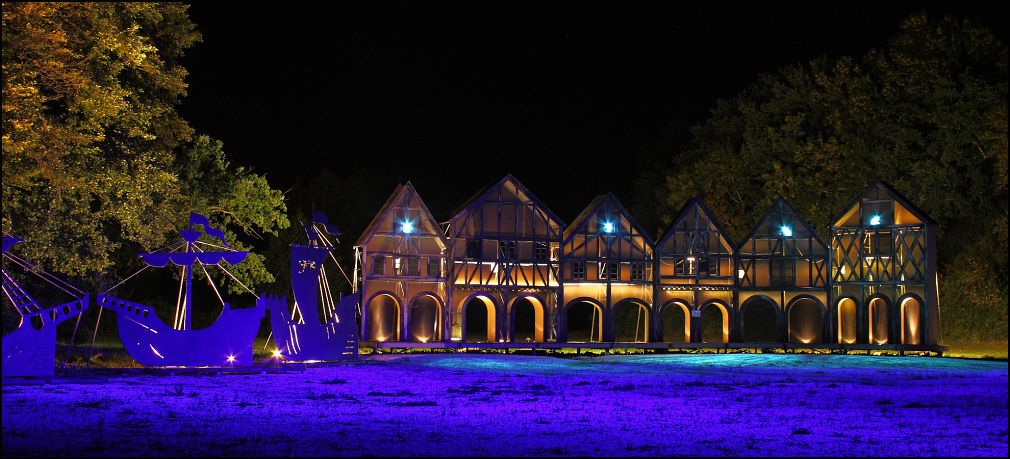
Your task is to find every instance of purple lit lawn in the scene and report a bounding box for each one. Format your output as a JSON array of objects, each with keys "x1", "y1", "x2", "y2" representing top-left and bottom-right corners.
[{"x1": 3, "y1": 354, "x2": 1007, "y2": 456}]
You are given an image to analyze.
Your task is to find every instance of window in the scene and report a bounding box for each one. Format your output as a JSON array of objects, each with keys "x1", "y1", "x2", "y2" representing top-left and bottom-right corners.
[
  {"x1": 534, "y1": 242, "x2": 548, "y2": 262},
  {"x1": 572, "y1": 262, "x2": 586, "y2": 280},
  {"x1": 770, "y1": 259, "x2": 796, "y2": 286},
  {"x1": 371, "y1": 255, "x2": 385, "y2": 275},
  {"x1": 499, "y1": 240, "x2": 516, "y2": 260},
  {"x1": 404, "y1": 257, "x2": 420, "y2": 276},
  {"x1": 631, "y1": 263, "x2": 645, "y2": 281},
  {"x1": 600, "y1": 262, "x2": 619, "y2": 280},
  {"x1": 708, "y1": 256, "x2": 719, "y2": 276},
  {"x1": 466, "y1": 239, "x2": 481, "y2": 259},
  {"x1": 698, "y1": 257, "x2": 709, "y2": 276},
  {"x1": 427, "y1": 257, "x2": 441, "y2": 278},
  {"x1": 675, "y1": 258, "x2": 685, "y2": 275}
]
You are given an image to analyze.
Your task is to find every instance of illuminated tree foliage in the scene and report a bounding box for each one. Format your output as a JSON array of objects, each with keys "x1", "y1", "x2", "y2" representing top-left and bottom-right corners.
[
  {"x1": 2, "y1": 3, "x2": 287, "y2": 293},
  {"x1": 643, "y1": 13, "x2": 1007, "y2": 340}
]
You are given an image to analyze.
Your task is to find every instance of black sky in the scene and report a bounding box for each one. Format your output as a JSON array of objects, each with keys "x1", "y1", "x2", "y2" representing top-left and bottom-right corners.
[{"x1": 178, "y1": 1, "x2": 1008, "y2": 223}]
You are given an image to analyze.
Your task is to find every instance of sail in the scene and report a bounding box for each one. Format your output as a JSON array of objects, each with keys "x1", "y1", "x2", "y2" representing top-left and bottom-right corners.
[
  {"x1": 2, "y1": 236, "x2": 22, "y2": 254},
  {"x1": 290, "y1": 244, "x2": 330, "y2": 325},
  {"x1": 140, "y1": 251, "x2": 247, "y2": 267}
]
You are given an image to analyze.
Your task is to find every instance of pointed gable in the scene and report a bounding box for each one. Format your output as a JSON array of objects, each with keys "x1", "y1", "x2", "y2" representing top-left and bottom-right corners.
[
  {"x1": 832, "y1": 181, "x2": 935, "y2": 229},
  {"x1": 355, "y1": 182, "x2": 446, "y2": 253},
  {"x1": 448, "y1": 174, "x2": 564, "y2": 240},
  {"x1": 738, "y1": 197, "x2": 827, "y2": 255},
  {"x1": 563, "y1": 193, "x2": 654, "y2": 251},
  {"x1": 657, "y1": 196, "x2": 735, "y2": 256}
]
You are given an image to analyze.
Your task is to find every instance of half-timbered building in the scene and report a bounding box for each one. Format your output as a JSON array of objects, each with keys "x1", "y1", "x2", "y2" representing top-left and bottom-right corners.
[
  {"x1": 444, "y1": 174, "x2": 564, "y2": 343},
  {"x1": 737, "y1": 198, "x2": 829, "y2": 344},
  {"x1": 353, "y1": 176, "x2": 941, "y2": 350},
  {"x1": 355, "y1": 182, "x2": 447, "y2": 343},
  {"x1": 559, "y1": 194, "x2": 654, "y2": 343},
  {"x1": 829, "y1": 182, "x2": 938, "y2": 345},
  {"x1": 654, "y1": 197, "x2": 736, "y2": 344}
]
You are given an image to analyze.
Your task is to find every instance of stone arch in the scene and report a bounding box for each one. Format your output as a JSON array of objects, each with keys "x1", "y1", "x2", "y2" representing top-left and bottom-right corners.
[
  {"x1": 698, "y1": 299, "x2": 730, "y2": 344},
  {"x1": 866, "y1": 294, "x2": 891, "y2": 345},
  {"x1": 613, "y1": 298, "x2": 651, "y2": 343},
  {"x1": 786, "y1": 295, "x2": 825, "y2": 344},
  {"x1": 897, "y1": 293, "x2": 924, "y2": 345},
  {"x1": 739, "y1": 295, "x2": 781, "y2": 343},
  {"x1": 508, "y1": 294, "x2": 545, "y2": 343},
  {"x1": 660, "y1": 300, "x2": 691, "y2": 343},
  {"x1": 565, "y1": 297, "x2": 605, "y2": 343},
  {"x1": 407, "y1": 292, "x2": 443, "y2": 343},
  {"x1": 835, "y1": 296, "x2": 858, "y2": 344},
  {"x1": 364, "y1": 291, "x2": 400, "y2": 341},
  {"x1": 458, "y1": 291, "x2": 499, "y2": 343}
]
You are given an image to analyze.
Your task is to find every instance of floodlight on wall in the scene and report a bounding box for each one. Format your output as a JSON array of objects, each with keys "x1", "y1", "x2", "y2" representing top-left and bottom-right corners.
[
  {"x1": 401, "y1": 221, "x2": 414, "y2": 233},
  {"x1": 603, "y1": 221, "x2": 614, "y2": 233},
  {"x1": 780, "y1": 225, "x2": 793, "y2": 237},
  {"x1": 870, "y1": 215, "x2": 881, "y2": 225}
]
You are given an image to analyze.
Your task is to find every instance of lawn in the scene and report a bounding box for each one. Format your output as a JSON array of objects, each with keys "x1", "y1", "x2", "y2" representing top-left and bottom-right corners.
[{"x1": 3, "y1": 353, "x2": 1007, "y2": 456}]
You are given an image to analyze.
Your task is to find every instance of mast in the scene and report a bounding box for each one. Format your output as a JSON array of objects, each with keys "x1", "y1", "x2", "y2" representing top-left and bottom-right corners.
[{"x1": 184, "y1": 220, "x2": 193, "y2": 331}]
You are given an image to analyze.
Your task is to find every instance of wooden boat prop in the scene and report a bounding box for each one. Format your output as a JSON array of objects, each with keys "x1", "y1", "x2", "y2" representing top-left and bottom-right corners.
[
  {"x1": 260, "y1": 211, "x2": 358, "y2": 361},
  {"x1": 2, "y1": 236, "x2": 89, "y2": 377},
  {"x1": 96, "y1": 213, "x2": 264, "y2": 367}
]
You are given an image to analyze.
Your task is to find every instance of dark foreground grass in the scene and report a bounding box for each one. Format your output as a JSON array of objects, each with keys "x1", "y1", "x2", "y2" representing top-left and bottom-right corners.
[{"x1": 4, "y1": 353, "x2": 1007, "y2": 457}]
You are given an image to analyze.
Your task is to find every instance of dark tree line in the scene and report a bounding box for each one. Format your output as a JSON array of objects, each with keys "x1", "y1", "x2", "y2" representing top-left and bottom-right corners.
[{"x1": 633, "y1": 13, "x2": 1007, "y2": 342}]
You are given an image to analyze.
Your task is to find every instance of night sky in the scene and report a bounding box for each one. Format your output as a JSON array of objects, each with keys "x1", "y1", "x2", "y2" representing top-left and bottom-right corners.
[{"x1": 178, "y1": 1, "x2": 1008, "y2": 223}]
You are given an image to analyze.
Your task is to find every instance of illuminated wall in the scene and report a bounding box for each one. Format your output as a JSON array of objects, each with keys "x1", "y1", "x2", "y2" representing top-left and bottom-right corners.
[
  {"x1": 444, "y1": 175, "x2": 563, "y2": 342},
  {"x1": 829, "y1": 182, "x2": 938, "y2": 346},
  {"x1": 559, "y1": 194, "x2": 654, "y2": 342},
  {"x1": 655, "y1": 198, "x2": 736, "y2": 343},
  {"x1": 355, "y1": 179, "x2": 939, "y2": 347},
  {"x1": 737, "y1": 198, "x2": 829, "y2": 343},
  {"x1": 355, "y1": 182, "x2": 447, "y2": 342}
]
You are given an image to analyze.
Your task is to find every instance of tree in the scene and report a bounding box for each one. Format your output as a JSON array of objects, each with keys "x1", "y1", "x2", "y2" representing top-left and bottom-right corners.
[
  {"x1": 641, "y1": 12, "x2": 1008, "y2": 340},
  {"x1": 2, "y1": 3, "x2": 288, "y2": 295}
]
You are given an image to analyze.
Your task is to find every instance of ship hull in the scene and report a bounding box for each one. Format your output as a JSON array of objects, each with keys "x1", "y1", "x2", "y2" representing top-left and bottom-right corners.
[
  {"x1": 2, "y1": 324, "x2": 57, "y2": 377},
  {"x1": 2, "y1": 297, "x2": 88, "y2": 377},
  {"x1": 261, "y1": 293, "x2": 358, "y2": 361},
  {"x1": 98, "y1": 294, "x2": 264, "y2": 367}
]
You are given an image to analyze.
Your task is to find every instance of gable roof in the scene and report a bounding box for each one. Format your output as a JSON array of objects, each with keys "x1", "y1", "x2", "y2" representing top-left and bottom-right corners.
[
  {"x1": 354, "y1": 181, "x2": 446, "y2": 247},
  {"x1": 562, "y1": 193, "x2": 654, "y2": 247},
  {"x1": 830, "y1": 180, "x2": 936, "y2": 228},
  {"x1": 737, "y1": 197, "x2": 828, "y2": 250},
  {"x1": 656, "y1": 196, "x2": 736, "y2": 252},
  {"x1": 448, "y1": 173, "x2": 566, "y2": 229}
]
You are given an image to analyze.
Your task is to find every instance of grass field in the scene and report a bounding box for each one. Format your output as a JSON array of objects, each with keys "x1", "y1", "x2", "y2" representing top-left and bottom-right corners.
[
  {"x1": 4, "y1": 353, "x2": 1007, "y2": 456},
  {"x1": 942, "y1": 340, "x2": 1008, "y2": 359}
]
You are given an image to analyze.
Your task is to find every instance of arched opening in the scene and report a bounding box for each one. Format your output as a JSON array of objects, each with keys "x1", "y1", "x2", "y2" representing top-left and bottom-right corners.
[
  {"x1": 900, "y1": 297, "x2": 921, "y2": 345},
  {"x1": 787, "y1": 297, "x2": 823, "y2": 344},
  {"x1": 837, "y1": 298, "x2": 857, "y2": 344},
  {"x1": 463, "y1": 296, "x2": 496, "y2": 342},
  {"x1": 868, "y1": 297, "x2": 889, "y2": 345},
  {"x1": 366, "y1": 293, "x2": 399, "y2": 341},
  {"x1": 661, "y1": 301, "x2": 690, "y2": 343},
  {"x1": 740, "y1": 297, "x2": 778, "y2": 342},
  {"x1": 511, "y1": 296, "x2": 544, "y2": 342},
  {"x1": 566, "y1": 300, "x2": 604, "y2": 342},
  {"x1": 408, "y1": 294, "x2": 441, "y2": 343},
  {"x1": 700, "y1": 302, "x2": 729, "y2": 344},
  {"x1": 614, "y1": 300, "x2": 649, "y2": 342}
]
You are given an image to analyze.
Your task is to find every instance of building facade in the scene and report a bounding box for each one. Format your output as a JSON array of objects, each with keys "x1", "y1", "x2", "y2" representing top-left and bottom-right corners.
[{"x1": 356, "y1": 178, "x2": 941, "y2": 347}]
